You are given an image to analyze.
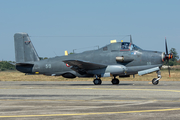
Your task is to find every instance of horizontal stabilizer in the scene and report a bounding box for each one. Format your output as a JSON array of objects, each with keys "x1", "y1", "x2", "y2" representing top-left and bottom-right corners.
[
  {"x1": 16, "y1": 62, "x2": 34, "y2": 66},
  {"x1": 63, "y1": 60, "x2": 107, "y2": 70},
  {"x1": 138, "y1": 67, "x2": 160, "y2": 76},
  {"x1": 8, "y1": 62, "x2": 16, "y2": 66}
]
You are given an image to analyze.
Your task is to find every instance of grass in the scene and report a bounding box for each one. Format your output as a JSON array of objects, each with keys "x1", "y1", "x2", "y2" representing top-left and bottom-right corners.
[{"x1": 0, "y1": 70, "x2": 179, "y2": 82}]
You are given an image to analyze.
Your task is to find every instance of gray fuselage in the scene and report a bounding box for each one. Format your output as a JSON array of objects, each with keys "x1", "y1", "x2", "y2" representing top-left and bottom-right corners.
[{"x1": 18, "y1": 42, "x2": 163, "y2": 78}]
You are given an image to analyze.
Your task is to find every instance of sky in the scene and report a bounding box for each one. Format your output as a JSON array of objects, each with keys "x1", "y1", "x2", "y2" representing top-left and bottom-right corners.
[{"x1": 0, "y1": 0, "x2": 180, "y2": 61}]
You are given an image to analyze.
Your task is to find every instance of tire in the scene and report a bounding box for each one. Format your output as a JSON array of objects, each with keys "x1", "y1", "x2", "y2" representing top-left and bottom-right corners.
[
  {"x1": 152, "y1": 78, "x2": 159, "y2": 85},
  {"x1": 111, "y1": 79, "x2": 119, "y2": 85},
  {"x1": 93, "y1": 79, "x2": 102, "y2": 85}
]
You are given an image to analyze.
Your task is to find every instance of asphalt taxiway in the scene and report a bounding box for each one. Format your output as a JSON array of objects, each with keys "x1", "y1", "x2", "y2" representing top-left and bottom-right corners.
[{"x1": 0, "y1": 81, "x2": 180, "y2": 120}]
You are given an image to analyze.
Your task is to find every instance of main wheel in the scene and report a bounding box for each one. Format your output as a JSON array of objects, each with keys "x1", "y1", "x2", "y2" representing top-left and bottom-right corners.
[
  {"x1": 111, "y1": 78, "x2": 119, "y2": 85},
  {"x1": 93, "y1": 79, "x2": 102, "y2": 85},
  {"x1": 152, "y1": 78, "x2": 159, "y2": 85}
]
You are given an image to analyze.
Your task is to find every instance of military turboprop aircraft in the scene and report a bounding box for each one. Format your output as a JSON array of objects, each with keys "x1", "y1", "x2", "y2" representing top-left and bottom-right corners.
[{"x1": 14, "y1": 33, "x2": 173, "y2": 85}]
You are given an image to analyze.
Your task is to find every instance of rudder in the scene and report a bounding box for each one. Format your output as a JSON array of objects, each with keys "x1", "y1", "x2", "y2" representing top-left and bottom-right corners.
[{"x1": 14, "y1": 33, "x2": 39, "y2": 63}]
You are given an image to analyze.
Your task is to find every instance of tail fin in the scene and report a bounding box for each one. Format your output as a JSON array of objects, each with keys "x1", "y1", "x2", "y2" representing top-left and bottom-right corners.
[{"x1": 14, "y1": 33, "x2": 39, "y2": 63}]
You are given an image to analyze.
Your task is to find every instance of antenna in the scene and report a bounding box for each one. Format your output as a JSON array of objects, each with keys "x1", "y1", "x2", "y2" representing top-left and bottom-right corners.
[
  {"x1": 130, "y1": 35, "x2": 132, "y2": 44},
  {"x1": 53, "y1": 51, "x2": 57, "y2": 56}
]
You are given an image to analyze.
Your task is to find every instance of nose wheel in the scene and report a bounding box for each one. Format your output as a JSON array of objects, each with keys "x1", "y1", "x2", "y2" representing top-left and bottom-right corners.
[
  {"x1": 152, "y1": 71, "x2": 161, "y2": 85},
  {"x1": 152, "y1": 78, "x2": 159, "y2": 85}
]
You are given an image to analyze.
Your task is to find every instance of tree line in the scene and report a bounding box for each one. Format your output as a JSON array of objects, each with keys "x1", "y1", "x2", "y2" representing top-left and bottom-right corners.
[{"x1": 0, "y1": 61, "x2": 15, "y2": 71}]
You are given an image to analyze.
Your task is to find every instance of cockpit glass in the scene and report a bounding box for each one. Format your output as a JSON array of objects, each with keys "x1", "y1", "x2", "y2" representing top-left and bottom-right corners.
[
  {"x1": 121, "y1": 42, "x2": 130, "y2": 50},
  {"x1": 132, "y1": 44, "x2": 142, "y2": 50},
  {"x1": 121, "y1": 42, "x2": 142, "y2": 51}
]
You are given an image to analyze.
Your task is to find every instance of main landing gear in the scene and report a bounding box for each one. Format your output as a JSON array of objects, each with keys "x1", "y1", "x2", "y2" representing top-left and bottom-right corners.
[
  {"x1": 93, "y1": 75, "x2": 120, "y2": 85},
  {"x1": 93, "y1": 75, "x2": 102, "y2": 85},
  {"x1": 152, "y1": 71, "x2": 161, "y2": 85},
  {"x1": 111, "y1": 76, "x2": 119, "y2": 85}
]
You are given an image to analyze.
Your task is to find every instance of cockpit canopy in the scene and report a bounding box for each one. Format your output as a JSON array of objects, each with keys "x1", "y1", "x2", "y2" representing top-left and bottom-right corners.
[
  {"x1": 121, "y1": 42, "x2": 142, "y2": 51},
  {"x1": 102, "y1": 42, "x2": 142, "y2": 52}
]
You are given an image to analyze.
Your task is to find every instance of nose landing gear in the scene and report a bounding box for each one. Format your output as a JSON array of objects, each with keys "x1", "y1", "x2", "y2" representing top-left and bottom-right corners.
[{"x1": 152, "y1": 71, "x2": 161, "y2": 85}]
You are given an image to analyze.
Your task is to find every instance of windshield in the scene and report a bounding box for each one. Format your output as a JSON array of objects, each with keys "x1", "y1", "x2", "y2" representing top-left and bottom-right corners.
[
  {"x1": 131, "y1": 44, "x2": 142, "y2": 50},
  {"x1": 121, "y1": 42, "x2": 130, "y2": 50},
  {"x1": 121, "y1": 42, "x2": 142, "y2": 51}
]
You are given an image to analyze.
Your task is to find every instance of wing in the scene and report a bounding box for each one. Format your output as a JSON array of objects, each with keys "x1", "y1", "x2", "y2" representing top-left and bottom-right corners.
[
  {"x1": 63, "y1": 60, "x2": 107, "y2": 75},
  {"x1": 63, "y1": 60, "x2": 107, "y2": 70}
]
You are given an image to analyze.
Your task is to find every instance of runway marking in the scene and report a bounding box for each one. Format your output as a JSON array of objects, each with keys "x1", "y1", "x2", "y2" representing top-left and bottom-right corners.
[
  {"x1": 0, "y1": 99, "x2": 180, "y2": 103},
  {"x1": 0, "y1": 99, "x2": 146, "y2": 102},
  {"x1": 0, "y1": 108, "x2": 180, "y2": 118},
  {"x1": 0, "y1": 87, "x2": 180, "y2": 93},
  {"x1": 72, "y1": 88, "x2": 180, "y2": 93}
]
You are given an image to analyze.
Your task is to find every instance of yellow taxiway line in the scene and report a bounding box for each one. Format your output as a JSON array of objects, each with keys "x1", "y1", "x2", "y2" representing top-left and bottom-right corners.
[
  {"x1": 73, "y1": 87, "x2": 180, "y2": 92},
  {"x1": 1, "y1": 87, "x2": 180, "y2": 93},
  {"x1": 0, "y1": 108, "x2": 180, "y2": 118}
]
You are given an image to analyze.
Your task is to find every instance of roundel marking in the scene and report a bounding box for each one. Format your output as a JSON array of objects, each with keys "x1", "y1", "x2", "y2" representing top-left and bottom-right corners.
[{"x1": 66, "y1": 64, "x2": 70, "y2": 67}]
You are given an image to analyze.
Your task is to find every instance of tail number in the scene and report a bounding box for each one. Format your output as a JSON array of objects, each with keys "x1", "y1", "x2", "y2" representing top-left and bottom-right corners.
[{"x1": 46, "y1": 64, "x2": 51, "y2": 69}]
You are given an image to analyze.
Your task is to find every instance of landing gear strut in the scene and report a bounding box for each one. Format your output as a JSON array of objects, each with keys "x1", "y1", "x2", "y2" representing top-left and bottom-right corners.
[
  {"x1": 93, "y1": 75, "x2": 102, "y2": 85},
  {"x1": 111, "y1": 76, "x2": 120, "y2": 85},
  {"x1": 152, "y1": 71, "x2": 161, "y2": 85}
]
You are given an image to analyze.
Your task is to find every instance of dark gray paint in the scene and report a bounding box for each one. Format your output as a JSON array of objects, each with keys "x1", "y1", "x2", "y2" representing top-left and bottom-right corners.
[{"x1": 14, "y1": 33, "x2": 167, "y2": 84}]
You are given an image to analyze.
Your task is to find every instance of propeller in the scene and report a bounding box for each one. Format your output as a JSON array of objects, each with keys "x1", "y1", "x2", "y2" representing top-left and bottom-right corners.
[{"x1": 164, "y1": 37, "x2": 173, "y2": 77}]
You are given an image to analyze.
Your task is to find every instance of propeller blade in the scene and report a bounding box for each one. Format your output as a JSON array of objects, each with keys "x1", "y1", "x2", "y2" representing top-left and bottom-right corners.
[
  {"x1": 164, "y1": 38, "x2": 172, "y2": 77},
  {"x1": 168, "y1": 67, "x2": 171, "y2": 77},
  {"x1": 165, "y1": 37, "x2": 168, "y2": 55},
  {"x1": 167, "y1": 59, "x2": 171, "y2": 77}
]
